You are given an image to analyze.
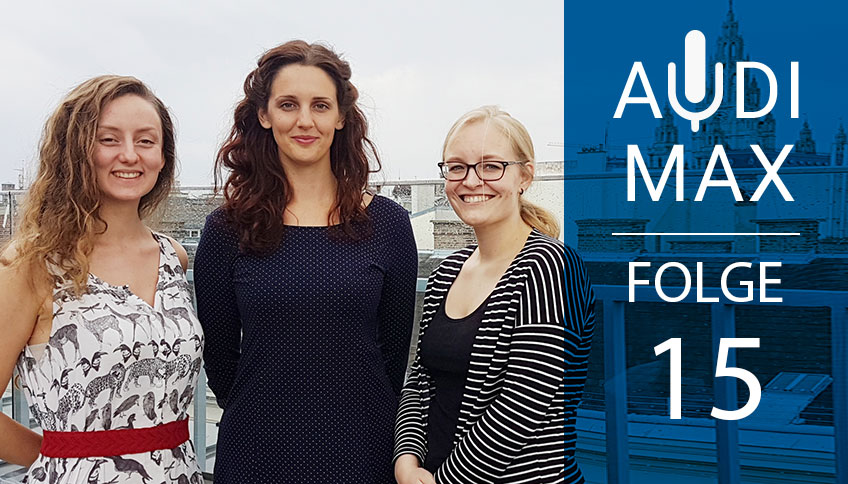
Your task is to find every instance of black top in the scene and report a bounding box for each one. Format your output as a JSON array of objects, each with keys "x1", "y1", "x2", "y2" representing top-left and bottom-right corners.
[
  {"x1": 419, "y1": 295, "x2": 487, "y2": 473},
  {"x1": 395, "y1": 231, "x2": 595, "y2": 483},
  {"x1": 194, "y1": 195, "x2": 418, "y2": 484}
]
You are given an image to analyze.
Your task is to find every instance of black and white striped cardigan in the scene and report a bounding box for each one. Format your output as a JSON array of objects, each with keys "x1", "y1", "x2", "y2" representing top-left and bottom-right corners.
[{"x1": 394, "y1": 230, "x2": 595, "y2": 484}]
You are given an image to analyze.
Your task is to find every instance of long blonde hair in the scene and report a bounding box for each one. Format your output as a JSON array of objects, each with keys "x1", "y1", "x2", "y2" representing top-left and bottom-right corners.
[
  {"x1": 3, "y1": 75, "x2": 177, "y2": 294},
  {"x1": 442, "y1": 105, "x2": 560, "y2": 238}
]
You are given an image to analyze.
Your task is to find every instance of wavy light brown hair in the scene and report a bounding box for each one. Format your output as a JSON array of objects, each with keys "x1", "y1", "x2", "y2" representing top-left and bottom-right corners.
[
  {"x1": 442, "y1": 105, "x2": 561, "y2": 238},
  {"x1": 5, "y1": 75, "x2": 176, "y2": 293},
  {"x1": 215, "y1": 40, "x2": 380, "y2": 253}
]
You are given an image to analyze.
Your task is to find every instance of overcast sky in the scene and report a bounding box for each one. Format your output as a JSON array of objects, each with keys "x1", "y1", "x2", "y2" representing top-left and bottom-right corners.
[{"x1": 0, "y1": 1, "x2": 564, "y2": 187}]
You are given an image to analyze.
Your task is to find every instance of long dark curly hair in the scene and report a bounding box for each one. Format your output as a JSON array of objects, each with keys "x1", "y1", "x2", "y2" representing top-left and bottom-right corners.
[{"x1": 215, "y1": 40, "x2": 380, "y2": 253}]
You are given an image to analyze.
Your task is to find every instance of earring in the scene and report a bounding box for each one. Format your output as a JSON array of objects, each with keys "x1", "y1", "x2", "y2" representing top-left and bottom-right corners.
[{"x1": 519, "y1": 187, "x2": 525, "y2": 195}]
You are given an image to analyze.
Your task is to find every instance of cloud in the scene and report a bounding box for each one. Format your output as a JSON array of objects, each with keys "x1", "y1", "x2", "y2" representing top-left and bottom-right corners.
[{"x1": 0, "y1": 1, "x2": 564, "y2": 186}]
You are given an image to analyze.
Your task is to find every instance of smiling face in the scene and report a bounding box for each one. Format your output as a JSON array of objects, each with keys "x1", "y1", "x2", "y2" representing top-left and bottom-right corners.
[
  {"x1": 443, "y1": 120, "x2": 533, "y2": 231},
  {"x1": 258, "y1": 64, "x2": 345, "y2": 170},
  {"x1": 93, "y1": 94, "x2": 165, "y2": 207}
]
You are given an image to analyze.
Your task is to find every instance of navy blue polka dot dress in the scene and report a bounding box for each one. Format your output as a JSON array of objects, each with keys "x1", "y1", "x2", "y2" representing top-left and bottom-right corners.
[{"x1": 193, "y1": 195, "x2": 418, "y2": 484}]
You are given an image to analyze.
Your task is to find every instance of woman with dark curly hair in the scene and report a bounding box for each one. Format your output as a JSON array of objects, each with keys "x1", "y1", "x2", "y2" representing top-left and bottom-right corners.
[{"x1": 193, "y1": 40, "x2": 418, "y2": 483}]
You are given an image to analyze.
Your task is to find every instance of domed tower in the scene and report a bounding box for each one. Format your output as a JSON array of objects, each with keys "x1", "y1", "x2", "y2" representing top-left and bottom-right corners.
[
  {"x1": 691, "y1": 0, "x2": 766, "y2": 163},
  {"x1": 835, "y1": 122, "x2": 846, "y2": 166},
  {"x1": 757, "y1": 113, "x2": 776, "y2": 151},
  {"x1": 715, "y1": 0, "x2": 745, "y2": 103},
  {"x1": 796, "y1": 119, "x2": 817, "y2": 154},
  {"x1": 649, "y1": 104, "x2": 679, "y2": 167}
]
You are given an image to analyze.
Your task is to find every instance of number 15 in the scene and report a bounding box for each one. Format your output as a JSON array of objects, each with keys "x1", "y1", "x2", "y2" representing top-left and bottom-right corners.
[{"x1": 654, "y1": 337, "x2": 761, "y2": 421}]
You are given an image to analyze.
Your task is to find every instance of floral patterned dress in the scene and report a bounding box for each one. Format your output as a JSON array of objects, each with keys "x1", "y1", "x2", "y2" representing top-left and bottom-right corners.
[{"x1": 15, "y1": 233, "x2": 204, "y2": 483}]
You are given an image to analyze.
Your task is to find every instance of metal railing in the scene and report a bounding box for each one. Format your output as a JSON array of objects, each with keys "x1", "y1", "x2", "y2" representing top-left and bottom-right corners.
[
  {"x1": 5, "y1": 282, "x2": 846, "y2": 483},
  {"x1": 597, "y1": 284, "x2": 848, "y2": 484}
]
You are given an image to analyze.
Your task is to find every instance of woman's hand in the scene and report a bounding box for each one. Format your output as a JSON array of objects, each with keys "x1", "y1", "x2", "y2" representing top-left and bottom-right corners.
[{"x1": 394, "y1": 454, "x2": 436, "y2": 484}]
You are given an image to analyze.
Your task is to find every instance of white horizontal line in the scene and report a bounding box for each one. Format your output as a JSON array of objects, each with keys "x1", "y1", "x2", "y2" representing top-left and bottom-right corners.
[{"x1": 611, "y1": 232, "x2": 800, "y2": 236}]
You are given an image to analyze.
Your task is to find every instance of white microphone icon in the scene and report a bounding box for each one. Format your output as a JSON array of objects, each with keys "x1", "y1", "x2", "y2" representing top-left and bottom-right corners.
[
  {"x1": 668, "y1": 29, "x2": 724, "y2": 132},
  {"x1": 684, "y1": 30, "x2": 706, "y2": 103}
]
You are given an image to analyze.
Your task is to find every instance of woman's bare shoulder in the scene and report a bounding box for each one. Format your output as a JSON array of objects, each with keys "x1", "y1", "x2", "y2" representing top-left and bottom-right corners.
[{"x1": 159, "y1": 234, "x2": 189, "y2": 272}]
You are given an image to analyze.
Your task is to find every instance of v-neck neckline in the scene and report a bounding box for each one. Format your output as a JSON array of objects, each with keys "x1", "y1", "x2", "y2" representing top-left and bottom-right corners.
[
  {"x1": 442, "y1": 229, "x2": 537, "y2": 319},
  {"x1": 87, "y1": 231, "x2": 164, "y2": 311}
]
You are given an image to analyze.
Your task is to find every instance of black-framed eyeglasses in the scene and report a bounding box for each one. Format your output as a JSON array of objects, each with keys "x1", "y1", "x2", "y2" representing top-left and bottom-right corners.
[{"x1": 437, "y1": 161, "x2": 527, "y2": 181}]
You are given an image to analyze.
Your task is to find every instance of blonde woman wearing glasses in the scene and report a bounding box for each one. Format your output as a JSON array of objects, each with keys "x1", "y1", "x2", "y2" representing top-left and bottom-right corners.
[{"x1": 394, "y1": 106, "x2": 595, "y2": 484}]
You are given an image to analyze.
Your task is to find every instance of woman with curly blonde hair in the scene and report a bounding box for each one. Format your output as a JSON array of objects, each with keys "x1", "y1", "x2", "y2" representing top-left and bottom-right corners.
[{"x1": 0, "y1": 75, "x2": 204, "y2": 483}]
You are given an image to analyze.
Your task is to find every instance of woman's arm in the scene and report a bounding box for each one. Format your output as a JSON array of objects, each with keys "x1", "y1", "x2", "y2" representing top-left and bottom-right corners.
[
  {"x1": 393, "y1": 351, "x2": 435, "y2": 484},
  {"x1": 393, "y1": 357, "x2": 430, "y2": 465},
  {"x1": 0, "y1": 245, "x2": 47, "y2": 466},
  {"x1": 376, "y1": 204, "x2": 418, "y2": 395},
  {"x1": 193, "y1": 211, "x2": 242, "y2": 409},
  {"x1": 435, "y1": 244, "x2": 594, "y2": 483},
  {"x1": 393, "y1": 266, "x2": 443, "y2": 471}
]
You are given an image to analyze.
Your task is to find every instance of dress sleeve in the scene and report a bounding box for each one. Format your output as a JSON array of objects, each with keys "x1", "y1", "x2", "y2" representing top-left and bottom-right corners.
[
  {"x1": 376, "y1": 205, "x2": 418, "y2": 396},
  {"x1": 435, "y1": 244, "x2": 595, "y2": 483},
  {"x1": 193, "y1": 209, "x2": 242, "y2": 409}
]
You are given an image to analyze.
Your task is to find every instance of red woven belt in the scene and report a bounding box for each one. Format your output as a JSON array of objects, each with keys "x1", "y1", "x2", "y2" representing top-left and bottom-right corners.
[{"x1": 40, "y1": 419, "x2": 189, "y2": 458}]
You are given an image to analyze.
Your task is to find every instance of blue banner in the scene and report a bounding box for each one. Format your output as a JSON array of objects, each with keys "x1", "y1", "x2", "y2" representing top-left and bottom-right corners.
[{"x1": 566, "y1": 1, "x2": 848, "y2": 482}]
